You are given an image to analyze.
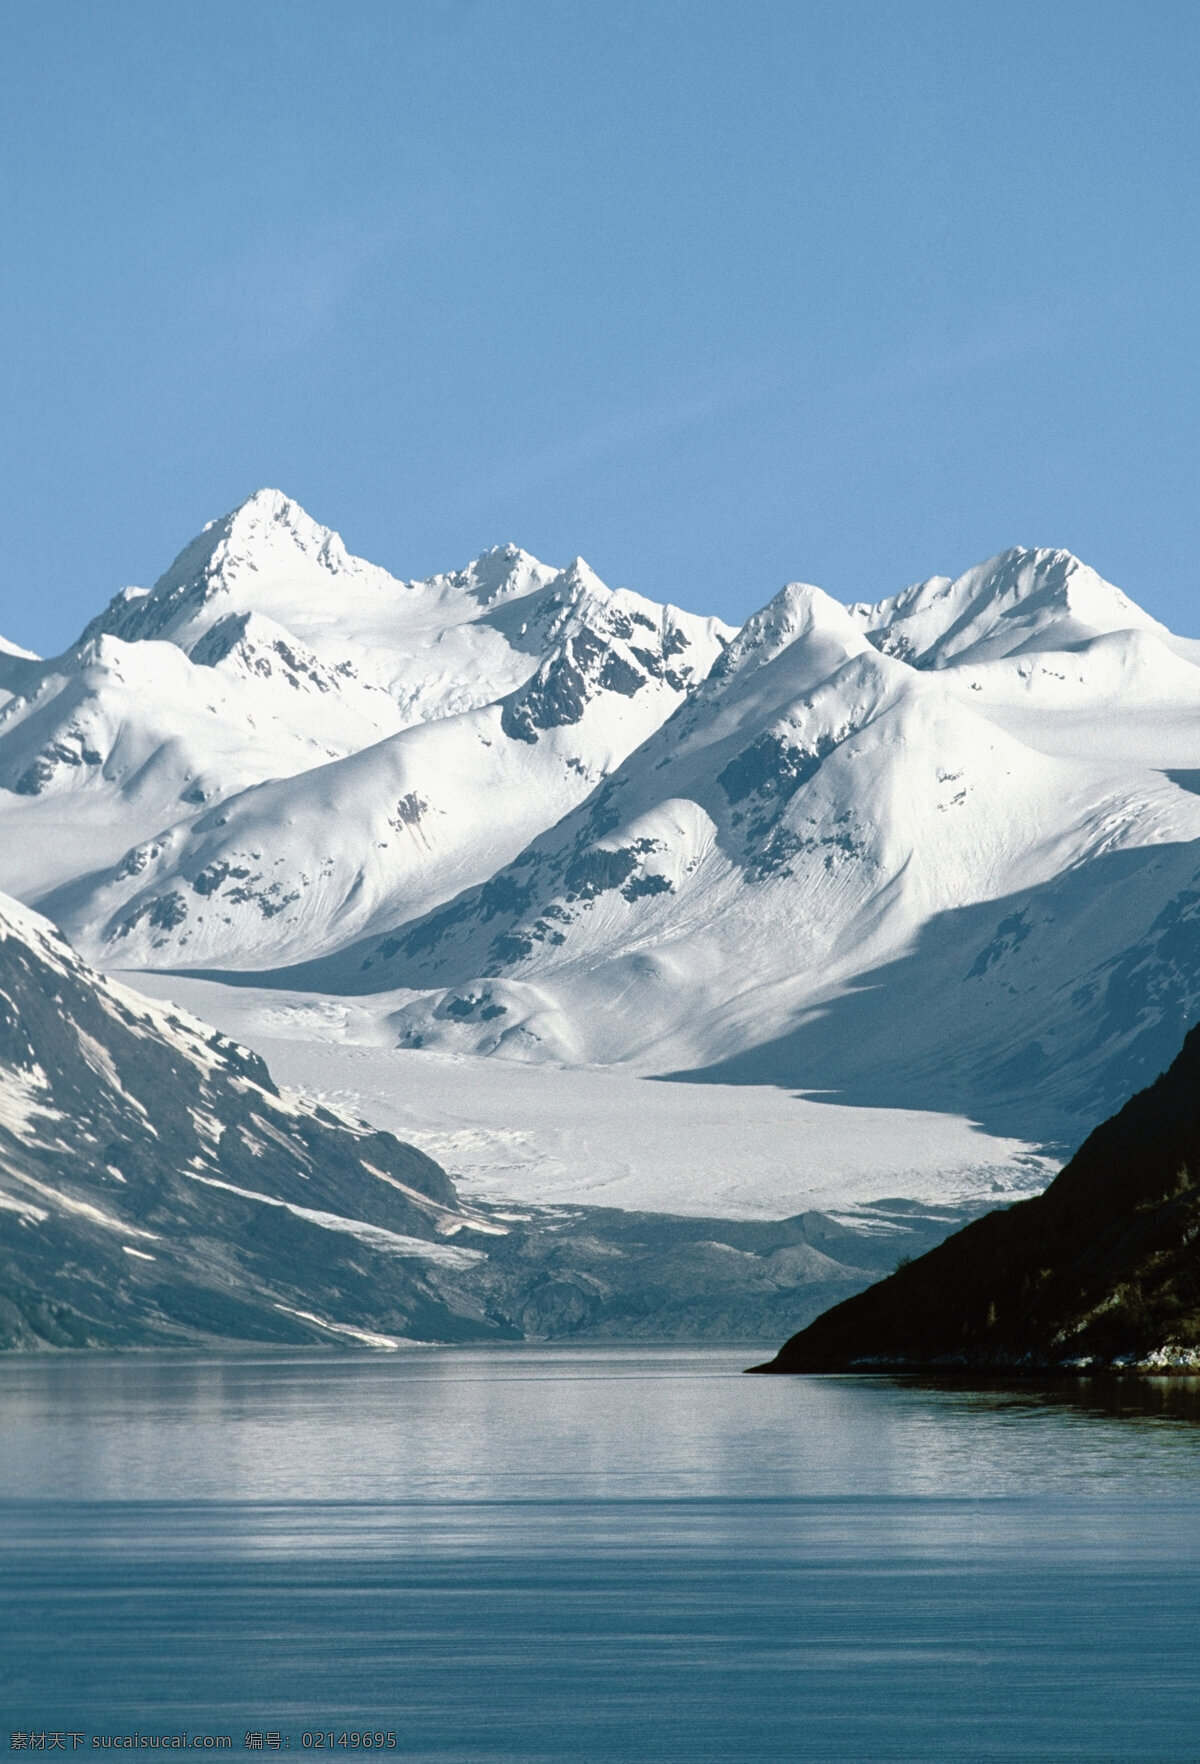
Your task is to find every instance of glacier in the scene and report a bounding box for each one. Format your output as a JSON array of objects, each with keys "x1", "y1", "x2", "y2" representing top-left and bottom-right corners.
[{"x1": 2, "y1": 489, "x2": 1199, "y2": 1242}]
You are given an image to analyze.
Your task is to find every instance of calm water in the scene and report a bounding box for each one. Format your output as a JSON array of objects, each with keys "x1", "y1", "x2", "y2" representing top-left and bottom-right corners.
[{"x1": 5, "y1": 1348, "x2": 1200, "y2": 1761}]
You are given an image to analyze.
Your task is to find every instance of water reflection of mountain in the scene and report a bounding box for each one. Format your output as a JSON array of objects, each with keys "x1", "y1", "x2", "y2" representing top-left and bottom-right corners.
[{"x1": 894, "y1": 1374, "x2": 1200, "y2": 1430}]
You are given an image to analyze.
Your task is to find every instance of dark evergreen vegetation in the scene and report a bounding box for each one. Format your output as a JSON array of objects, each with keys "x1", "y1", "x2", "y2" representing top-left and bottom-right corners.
[{"x1": 754, "y1": 1021, "x2": 1200, "y2": 1373}]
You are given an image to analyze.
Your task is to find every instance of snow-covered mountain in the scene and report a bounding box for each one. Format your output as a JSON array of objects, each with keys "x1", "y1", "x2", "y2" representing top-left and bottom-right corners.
[
  {"x1": 0, "y1": 886, "x2": 989, "y2": 1348},
  {"x1": 844, "y1": 546, "x2": 1199, "y2": 669},
  {"x1": 5, "y1": 490, "x2": 729, "y2": 965},
  {"x1": 271, "y1": 549, "x2": 1200, "y2": 1146},
  {"x1": 3, "y1": 496, "x2": 1199, "y2": 1155},
  {"x1": 0, "y1": 888, "x2": 516, "y2": 1350}
]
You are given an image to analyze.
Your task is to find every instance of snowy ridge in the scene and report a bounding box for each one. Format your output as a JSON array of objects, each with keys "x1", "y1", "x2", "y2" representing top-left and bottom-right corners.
[
  {"x1": 1, "y1": 492, "x2": 729, "y2": 954},
  {"x1": 269, "y1": 546, "x2": 1200, "y2": 1145},
  {"x1": 1, "y1": 496, "x2": 1199, "y2": 1152},
  {"x1": 846, "y1": 547, "x2": 1172, "y2": 669},
  {"x1": 0, "y1": 886, "x2": 524, "y2": 1349}
]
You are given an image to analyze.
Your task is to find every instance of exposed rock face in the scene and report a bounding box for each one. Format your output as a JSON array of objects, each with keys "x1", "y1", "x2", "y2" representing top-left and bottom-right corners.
[
  {"x1": 7, "y1": 494, "x2": 728, "y2": 972},
  {"x1": 448, "y1": 1200, "x2": 977, "y2": 1345},
  {"x1": 0, "y1": 886, "x2": 980, "y2": 1352},
  {"x1": 0, "y1": 891, "x2": 510, "y2": 1350},
  {"x1": 753, "y1": 1020, "x2": 1200, "y2": 1373},
  {"x1": 6, "y1": 502, "x2": 1200, "y2": 1154}
]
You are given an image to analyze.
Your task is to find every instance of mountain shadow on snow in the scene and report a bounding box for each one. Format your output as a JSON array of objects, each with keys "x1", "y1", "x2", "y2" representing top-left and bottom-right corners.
[
  {"x1": 752, "y1": 1016, "x2": 1200, "y2": 1374},
  {"x1": 663, "y1": 839, "x2": 1200, "y2": 1148}
]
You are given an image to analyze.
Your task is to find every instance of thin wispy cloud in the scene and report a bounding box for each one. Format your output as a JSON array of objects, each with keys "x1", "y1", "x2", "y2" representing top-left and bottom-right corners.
[
  {"x1": 469, "y1": 367, "x2": 769, "y2": 505},
  {"x1": 843, "y1": 290, "x2": 1133, "y2": 412},
  {"x1": 467, "y1": 285, "x2": 1125, "y2": 515},
  {"x1": 201, "y1": 222, "x2": 388, "y2": 364}
]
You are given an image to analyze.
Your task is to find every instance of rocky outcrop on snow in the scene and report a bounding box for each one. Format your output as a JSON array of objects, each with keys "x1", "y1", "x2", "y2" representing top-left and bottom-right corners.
[
  {"x1": 2, "y1": 499, "x2": 1200, "y2": 1153},
  {"x1": 283, "y1": 566, "x2": 1200, "y2": 1146},
  {"x1": 4, "y1": 492, "x2": 728, "y2": 966},
  {"x1": 0, "y1": 887, "x2": 972, "y2": 1350},
  {"x1": 0, "y1": 889, "x2": 511, "y2": 1350}
]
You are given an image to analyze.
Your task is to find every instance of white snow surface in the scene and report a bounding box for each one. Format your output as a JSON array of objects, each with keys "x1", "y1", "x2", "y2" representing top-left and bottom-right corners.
[
  {"x1": 326, "y1": 563, "x2": 1200, "y2": 1143},
  {"x1": 4, "y1": 496, "x2": 1200, "y2": 1171},
  {"x1": 12, "y1": 490, "x2": 729, "y2": 961},
  {"x1": 126, "y1": 972, "x2": 1058, "y2": 1221},
  {"x1": 845, "y1": 547, "x2": 1175, "y2": 669}
]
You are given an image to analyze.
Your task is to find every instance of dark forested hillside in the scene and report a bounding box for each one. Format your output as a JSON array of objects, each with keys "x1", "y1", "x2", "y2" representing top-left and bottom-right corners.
[{"x1": 754, "y1": 1020, "x2": 1200, "y2": 1373}]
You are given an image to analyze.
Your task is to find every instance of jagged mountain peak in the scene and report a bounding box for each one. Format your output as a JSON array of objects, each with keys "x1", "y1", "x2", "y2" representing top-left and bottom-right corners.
[
  {"x1": 76, "y1": 489, "x2": 380, "y2": 652},
  {"x1": 493, "y1": 562, "x2": 730, "y2": 751},
  {"x1": 523, "y1": 556, "x2": 700, "y2": 642},
  {"x1": 528, "y1": 557, "x2": 612, "y2": 625},
  {"x1": 442, "y1": 543, "x2": 557, "y2": 606},
  {"x1": 184, "y1": 486, "x2": 353, "y2": 579},
  {"x1": 715, "y1": 581, "x2": 870, "y2": 681},
  {"x1": 849, "y1": 546, "x2": 1165, "y2": 670},
  {"x1": 225, "y1": 483, "x2": 329, "y2": 528},
  {"x1": 561, "y1": 554, "x2": 601, "y2": 586}
]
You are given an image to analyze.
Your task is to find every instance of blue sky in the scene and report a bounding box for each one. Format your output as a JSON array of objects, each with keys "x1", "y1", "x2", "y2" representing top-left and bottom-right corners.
[{"x1": 2, "y1": 0, "x2": 1198, "y2": 654}]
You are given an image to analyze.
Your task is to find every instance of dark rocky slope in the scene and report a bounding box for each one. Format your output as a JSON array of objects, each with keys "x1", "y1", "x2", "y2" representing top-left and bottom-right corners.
[
  {"x1": 753, "y1": 1020, "x2": 1200, "y2": 1373},
  {"x1": 455, "y1": 1198, "x2": 974, "y2": 1344},
  {"x1": 0, "y1": 892, "x2": 512, "y2": 1349},
  {"x1": 0, "y1": 890, "x2": 972, "y2": 1351}
]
